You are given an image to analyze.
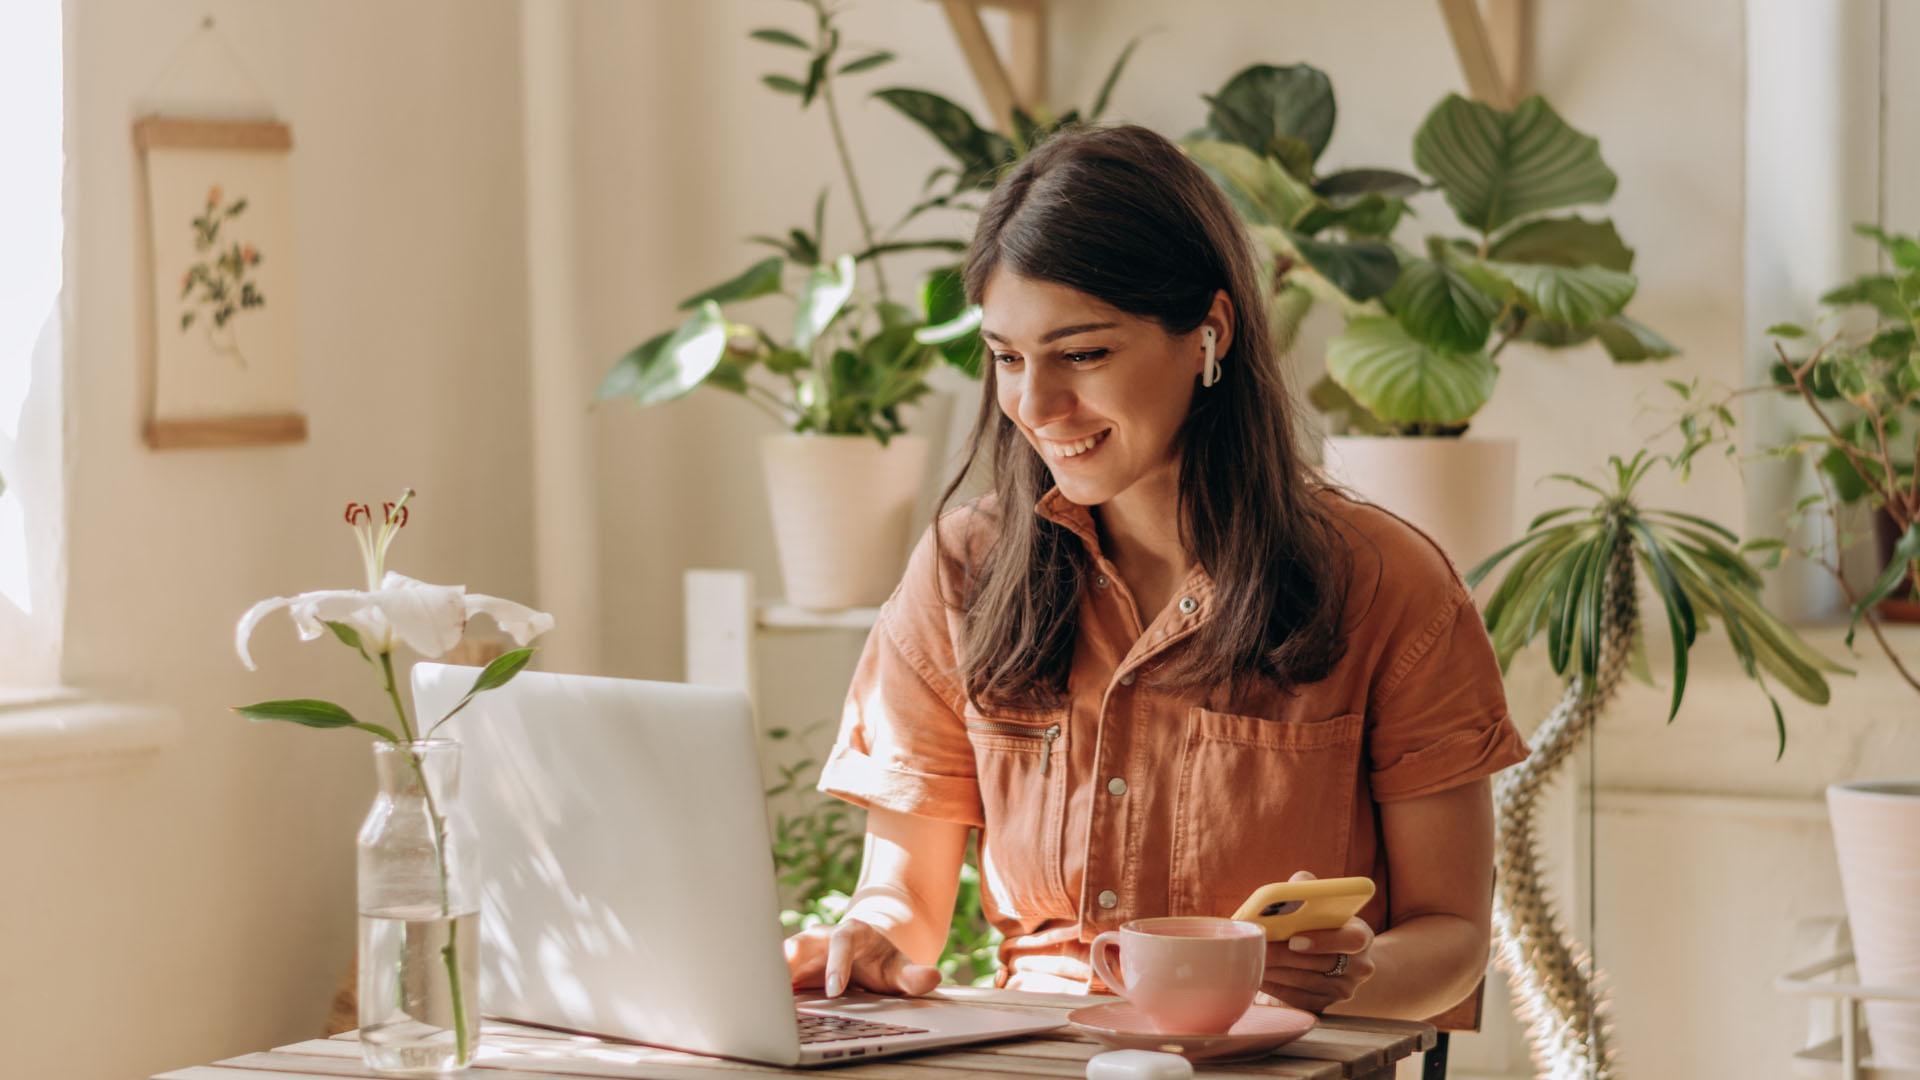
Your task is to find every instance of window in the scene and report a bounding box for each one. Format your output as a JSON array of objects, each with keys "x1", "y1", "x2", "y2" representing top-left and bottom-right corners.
[{"x1": 0, "y1": 0, "x2": 65, "y2": 689}]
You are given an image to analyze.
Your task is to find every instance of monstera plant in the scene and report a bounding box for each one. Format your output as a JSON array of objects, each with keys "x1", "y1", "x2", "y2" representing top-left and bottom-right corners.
[{"x1": 1187, "y1": 65, "x2": 1677, "y2": 436}]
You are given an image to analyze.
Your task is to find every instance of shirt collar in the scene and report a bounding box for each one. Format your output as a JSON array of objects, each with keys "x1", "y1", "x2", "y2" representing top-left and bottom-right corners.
[
  {"x1": 1033, "y1": 486, "x2": 1103, "y2": 553},
  {"x1": 1032, "y1": 486, "x2": 1218, "y2": 624}
]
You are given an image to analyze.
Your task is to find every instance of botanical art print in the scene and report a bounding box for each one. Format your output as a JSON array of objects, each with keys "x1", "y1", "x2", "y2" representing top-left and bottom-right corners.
[
  {"x1": 136, "y1": 116, "x2": 303, "y2": 445},
  {"x1": 178, "y1": 184, "x2": 266, "y2": 367}
]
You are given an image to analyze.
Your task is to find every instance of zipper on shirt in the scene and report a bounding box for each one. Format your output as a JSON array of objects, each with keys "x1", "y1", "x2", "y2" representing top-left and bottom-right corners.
[{"x1": 964, "y1": 720, "x2": 1062, "y2": 776}]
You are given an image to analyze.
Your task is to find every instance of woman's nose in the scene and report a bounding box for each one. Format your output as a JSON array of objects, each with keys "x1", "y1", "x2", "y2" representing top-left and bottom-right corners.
[{"x1": 1016, "y1": 365, "x2": 1074, "y2": 431}]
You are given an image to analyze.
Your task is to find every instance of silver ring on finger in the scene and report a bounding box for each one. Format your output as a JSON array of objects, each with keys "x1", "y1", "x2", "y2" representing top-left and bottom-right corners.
[{"x1": 1323, "y1": 953, "x2": 1348, "y2": 978}]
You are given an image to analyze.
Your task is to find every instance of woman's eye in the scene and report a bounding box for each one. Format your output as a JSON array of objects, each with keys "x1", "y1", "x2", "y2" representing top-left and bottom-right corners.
[
  {"x1": 1064, "y1": 350, "x2": 1108, "y2": 364},
  {"x1": 992, "y1": 353, "x2": 1021, "y2": 366}
]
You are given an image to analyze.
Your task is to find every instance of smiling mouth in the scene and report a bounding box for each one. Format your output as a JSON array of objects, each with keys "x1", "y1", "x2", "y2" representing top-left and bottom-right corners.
[{"x1": 1040, "y1": 429, "x2": 1111, "y2": 460}]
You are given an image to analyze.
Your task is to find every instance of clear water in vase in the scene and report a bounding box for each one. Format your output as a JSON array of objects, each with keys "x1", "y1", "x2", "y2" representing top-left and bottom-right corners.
[{"x1": 357, "y1": 906, "x2": 479, "y2": 1073}]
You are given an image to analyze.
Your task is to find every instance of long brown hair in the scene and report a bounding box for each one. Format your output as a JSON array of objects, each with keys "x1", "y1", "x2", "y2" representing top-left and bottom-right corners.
[{"x1": 935, "y1": 123, "x2": 1353, "y2": 710}]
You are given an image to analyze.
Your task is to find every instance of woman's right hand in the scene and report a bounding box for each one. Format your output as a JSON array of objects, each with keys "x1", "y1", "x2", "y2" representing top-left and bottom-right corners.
[{"x1": 784, "y1": 917, "x2": 943, "y2": 998}]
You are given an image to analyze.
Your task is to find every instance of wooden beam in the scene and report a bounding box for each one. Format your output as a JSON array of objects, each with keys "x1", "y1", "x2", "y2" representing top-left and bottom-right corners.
[
  {"x1": 1436, "y1": 0, "x2": 1514, "y2": 107},
  {"x1": 1487, "y1": 0, "x2": 1533, "y2": 103},
  {"x1": 1007, "y1": 5, "x2": 1047, "y2": 113},
  {"x1": 939, "y1": 0, "x2": 1020, "y2": 135},
  {"x1": 933, "y1": 0, "x2": 1048, "y2": 137}
]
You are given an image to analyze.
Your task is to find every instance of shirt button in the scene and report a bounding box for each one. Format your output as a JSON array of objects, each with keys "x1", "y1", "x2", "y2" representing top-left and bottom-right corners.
[
  {"x1": 1097, "y1": 890, "x2": 1118, "y2": 910},
  {"x1": 1107, "y1": 777, "x2": 1128, "y2": 796},
  {"x1": 1094, "y1": 574, "x2": 1110, "y2": 589},
  {"x1": 1118, "y1": 671, "x2": 1135, "y2": 686},
  {"x1": 1178, "y1": 596, "x2": 1198, "y2": 614}
]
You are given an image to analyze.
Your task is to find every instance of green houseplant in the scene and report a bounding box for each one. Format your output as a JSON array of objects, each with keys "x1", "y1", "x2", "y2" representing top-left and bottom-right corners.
[
  {"x1": 1186, "y1": 65, "x2": 1676, "y2": 436},
  {"x1": 595, "y1": 0, "x2": 982, "y2": 609},
  {"x1": 1464, "y1": 450, "x2": 1844, "y2": 1079},
  {"x1": 1765, "y1": 224, "x2": 1920, "y2": 650},
  {"x1": 1186, "y1": 67, "x2": 1678, "y2": 577},
  {"x1": 765, "y1": 723, "x2": 1003, "y2": 987},
  {"x1": 1672, "y1": 223, "x2": 1920, "y2": 1065}
]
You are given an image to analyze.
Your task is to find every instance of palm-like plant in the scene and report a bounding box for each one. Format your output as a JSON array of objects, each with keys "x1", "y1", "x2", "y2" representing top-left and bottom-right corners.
[
  {"x1": 1463, "y1": 450, "x2": 1846, "y2": 1080},
  {"x1": 1471, "y1": 450, "x2": 1848, "y2": 752}
]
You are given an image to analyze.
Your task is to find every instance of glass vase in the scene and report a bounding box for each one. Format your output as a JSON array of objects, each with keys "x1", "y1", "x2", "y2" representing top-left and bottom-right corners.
[{"x1": 357, "y1": 739, "x2": 480, "y2": 1073}]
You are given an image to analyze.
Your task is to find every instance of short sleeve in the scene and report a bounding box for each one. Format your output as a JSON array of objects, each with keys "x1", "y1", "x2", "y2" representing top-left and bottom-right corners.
[
  {"x1": 1367, "y1": 588, "x2": 1530, "y2": 802},
  {"x1": 816, "y1": 528, "x2": 985, "y2": 828}
]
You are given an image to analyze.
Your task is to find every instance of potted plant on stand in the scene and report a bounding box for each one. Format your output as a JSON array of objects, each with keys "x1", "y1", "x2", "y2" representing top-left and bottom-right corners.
[
  {"x1": 598, "y1": 1, "x2": 979, "y2": 609},
  {"x1": 1187, "y1": 69, "x2": 1676, "y2": 573},
  {"x1": 1678, "y1": 222, "x2": 1920, "y2": 1066}
]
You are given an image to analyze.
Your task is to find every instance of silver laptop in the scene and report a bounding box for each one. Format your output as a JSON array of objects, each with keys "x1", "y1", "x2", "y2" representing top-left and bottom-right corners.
[{"x1": 411, "y1": 663, "x2": 1065, "y2": 1066}]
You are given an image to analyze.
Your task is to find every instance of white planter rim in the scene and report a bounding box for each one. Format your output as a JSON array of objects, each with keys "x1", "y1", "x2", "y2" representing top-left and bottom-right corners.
[{"x1": 1829, "y1": 780, "x2": 1920, "y2": 800}]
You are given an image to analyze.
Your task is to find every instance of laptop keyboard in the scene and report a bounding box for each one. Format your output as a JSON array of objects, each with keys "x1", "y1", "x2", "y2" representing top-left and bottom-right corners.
[{"x1": 796, "y1": 1010, "x2": 930, "y2": 1044}]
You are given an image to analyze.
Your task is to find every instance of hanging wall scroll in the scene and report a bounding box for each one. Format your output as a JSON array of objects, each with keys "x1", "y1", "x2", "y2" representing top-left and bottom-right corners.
[{"x1": 134, "y1": 116, "x2": 305, "y2": 449}]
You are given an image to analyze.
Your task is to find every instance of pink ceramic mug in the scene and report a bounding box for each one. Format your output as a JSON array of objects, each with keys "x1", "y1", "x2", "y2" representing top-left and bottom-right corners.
[{"x1": 1088, "y1": 917, "x2": 1265, "y2": 1035}]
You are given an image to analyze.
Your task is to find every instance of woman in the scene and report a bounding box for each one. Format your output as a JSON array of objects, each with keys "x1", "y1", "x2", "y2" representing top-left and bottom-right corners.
[{"x1": 783, "y1": 123, "x2": 1528, "y2": 1021}]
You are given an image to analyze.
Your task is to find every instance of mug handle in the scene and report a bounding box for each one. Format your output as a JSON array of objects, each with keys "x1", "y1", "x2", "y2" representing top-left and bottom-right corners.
[{"x1": 1089, "y1": 930, "x2": 1128, "y2": 996}]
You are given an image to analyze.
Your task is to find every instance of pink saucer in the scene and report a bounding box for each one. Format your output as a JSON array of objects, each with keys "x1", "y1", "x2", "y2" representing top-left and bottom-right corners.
[{"x1": 1066, "y1": 1002, "x2": 1318, "y2": 1062}]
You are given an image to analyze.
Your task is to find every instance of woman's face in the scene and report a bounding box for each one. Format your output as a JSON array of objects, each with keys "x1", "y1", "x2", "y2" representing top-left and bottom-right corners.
[{"x1": 980, "y1": 268, "x2": 1207, "y2": 509}]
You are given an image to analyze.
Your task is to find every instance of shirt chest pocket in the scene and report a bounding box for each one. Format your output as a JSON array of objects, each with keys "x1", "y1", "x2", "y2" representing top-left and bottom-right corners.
[
  {"x1": 962, "y1": 705, "x2": 1069, "y2": 917},
  {"x1": 1168, "y1": 707, "x2": 1364, "y2": 916}
]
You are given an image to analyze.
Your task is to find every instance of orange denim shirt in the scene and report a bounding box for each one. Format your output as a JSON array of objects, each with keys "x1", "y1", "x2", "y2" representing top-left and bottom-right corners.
[{"x1": 817, "y1": 485, "x2": 1529, "y2": 993}]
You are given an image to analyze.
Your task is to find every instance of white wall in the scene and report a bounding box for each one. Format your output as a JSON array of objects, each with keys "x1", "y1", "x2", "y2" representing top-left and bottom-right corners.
[{"x1": 0, "y1": 3, "x2": 534, "y2": 1078}]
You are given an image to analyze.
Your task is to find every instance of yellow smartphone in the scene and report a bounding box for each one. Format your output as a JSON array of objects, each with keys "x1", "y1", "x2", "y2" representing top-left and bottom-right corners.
[{"x1": 1232, "y1": 877, "x2": 1376, "y2": 941}]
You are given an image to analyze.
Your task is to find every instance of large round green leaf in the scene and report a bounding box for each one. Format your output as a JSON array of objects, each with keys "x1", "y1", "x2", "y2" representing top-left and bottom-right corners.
[
  {"x1": 1487, "y1": 215, "x2": 1633, "y2": 271},
  {"x1": 1201, "y1": 64, "x2": 1337, "y2": 167},
  {"x1": 1185, "y1": 139, "x2": 1317, "y2": 228},
  {"x1": 1386, "y1": 256, "x2": 1499, "y2": 352},
  {"x1": 1326, "y1": 316, "x2": 1495, "y2": 425},
  {"x1": 1414, "y1": 94, "x2": 1618, "y2": 235},
  {"x1": 1289, "y1": 232, "x2": 1399, "y2": 302},
  {"x1": 1481, "y1": 260, "x2": 1637, "y2": 327}
]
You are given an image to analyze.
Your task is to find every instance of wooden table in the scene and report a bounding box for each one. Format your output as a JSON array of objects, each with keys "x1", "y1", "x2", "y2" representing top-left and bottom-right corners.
[{"x1": 151, "y1": 989, "x2": 1435, "y2": 1080}]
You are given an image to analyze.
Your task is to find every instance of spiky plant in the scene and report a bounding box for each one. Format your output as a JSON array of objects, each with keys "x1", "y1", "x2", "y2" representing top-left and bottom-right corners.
[{"x1": 1465, "y1": 450, "x2": 1846, "y2": 1079}]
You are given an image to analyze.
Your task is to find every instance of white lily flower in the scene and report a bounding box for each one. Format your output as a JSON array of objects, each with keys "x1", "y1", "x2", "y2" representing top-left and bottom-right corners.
[{"x1": 235, "y1": 571, "x2": 554, "y2": 670}]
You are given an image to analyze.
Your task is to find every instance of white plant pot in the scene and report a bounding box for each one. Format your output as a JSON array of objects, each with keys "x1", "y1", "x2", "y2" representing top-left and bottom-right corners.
[
  {"x1": 1321, "y1": 435, "x2": 1518, "y2": 581},
  {"x1": 1828, "y1": 780, "x2": 1920, "y2": 1067},
  {"x1": 762, "y1": 433, "x2": 931, "y2": 610}
]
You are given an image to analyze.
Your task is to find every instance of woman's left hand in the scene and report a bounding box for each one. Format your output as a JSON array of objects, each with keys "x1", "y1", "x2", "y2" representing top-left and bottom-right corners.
[{"x1": 1257, "y1": 871, "x2": 1376, "y2": 1014}]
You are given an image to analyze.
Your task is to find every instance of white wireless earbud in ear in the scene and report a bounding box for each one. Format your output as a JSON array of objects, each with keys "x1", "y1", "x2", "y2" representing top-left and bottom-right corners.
[{"x1": 1201, "y1": 326, "x2": 1221, "y2": 388}]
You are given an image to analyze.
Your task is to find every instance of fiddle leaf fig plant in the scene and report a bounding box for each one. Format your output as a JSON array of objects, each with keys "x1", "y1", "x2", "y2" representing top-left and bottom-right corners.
[{"x1": 1191, "y1": 70, "x2": 1678, "y2": 436}]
